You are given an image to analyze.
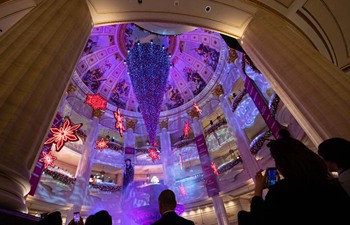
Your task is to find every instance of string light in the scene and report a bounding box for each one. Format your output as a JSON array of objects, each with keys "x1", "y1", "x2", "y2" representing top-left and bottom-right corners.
[{"x1": 126, "y1": 42, "x2": 170, "y2": 146}]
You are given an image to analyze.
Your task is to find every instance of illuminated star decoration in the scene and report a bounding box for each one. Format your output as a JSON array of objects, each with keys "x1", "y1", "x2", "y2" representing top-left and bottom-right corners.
[
  {"x1": 126, "y1": 42, "x2": 170, "y2": 146},
  {"x1": 44, "y1": 118, "x2": 82, "y2": 152},
  {"x1": 84, "y1": 93, "x2": 107, "y2": 110},
  {"x1": 147, "y1": 145, "x2": 160, "y2": 163},
  {"x1": 95, "y1": 138, "x2": 110, "y2": 151},
  {"x1": 193, "y1": 102, "x2": 202, "y2": 114},
  {"x1": 39, "y1": 150, "x2": 57, "y2": 169},
  {"x1": 211, "y1": 162, "x2": 219, "y2": 175},
  {"x1": 178, "y1": 183, "x2": 187, "y2": 197},
  {"x1": 114, "y1": 108, "x2": 125, "y2": 137},
  {"x1": 183, "y1": 121, "x2": 191, "y2": 138}
]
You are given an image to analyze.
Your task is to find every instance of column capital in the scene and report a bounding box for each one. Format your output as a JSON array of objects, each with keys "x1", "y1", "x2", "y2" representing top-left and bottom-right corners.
[
  {"x1": 212, "y1": 84, "x2": 225, "y2": 98},
  {"x1": 187, "y1": 108, "x2": 200, "y2": 119},
  {"x1": 227, "y1": 48, "x2": 238, "y2": 64},
  {"x1": 66, "y1": 83, "x2": 77, "y2": 95},
  {"x1": 92, "y1": 109, "x2": 105, "y2": 119},
  {"x1": 159, "y1": 119, "x2": 169, "y2": 130},
  {"x1": 126, "y1": 118, "x2": 138, "y2": 130}
]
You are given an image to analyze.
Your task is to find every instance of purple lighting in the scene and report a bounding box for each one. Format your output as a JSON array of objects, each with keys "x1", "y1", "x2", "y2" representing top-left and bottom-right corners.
[{"x1": 126, "y1": 42, "x2": 170, "y2": 146}]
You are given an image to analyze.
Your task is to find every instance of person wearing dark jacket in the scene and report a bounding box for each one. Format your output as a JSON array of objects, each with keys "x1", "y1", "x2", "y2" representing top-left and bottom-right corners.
[
  {"x1": 238, "y1": 130, "x2": 350, "y2": 225},
  {"x1": 151, "y1": 189, "x2": 194, "y2": 225}
]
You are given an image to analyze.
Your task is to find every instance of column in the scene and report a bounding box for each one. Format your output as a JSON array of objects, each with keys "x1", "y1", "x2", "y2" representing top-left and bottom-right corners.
[
  {"x1": 159, "y1": 119, "x2": 173, "y2": 187},
  {"x1": 241, "y1": 9, "x2": 350, "y2": 145},
  {"x1": 122, "y1": 118, "x2": 137, "y2": 192},
  {"x1": 66, "y1": 111, "x2": 102, "y2": 224},
  {"x1": 213, "y1": 84, "x2": 261, "y2": 180},
  {"x1": 0, "y1": 0, "x2": 92, "y2": 212},
  {"x1": 188, "y1": 110, "x2": 229, "y2": 225}
]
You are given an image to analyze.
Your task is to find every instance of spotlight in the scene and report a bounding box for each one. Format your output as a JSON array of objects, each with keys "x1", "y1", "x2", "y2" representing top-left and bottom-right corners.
[{"x1": 138, "y1": 0, "x2": 142, "y2": 4}]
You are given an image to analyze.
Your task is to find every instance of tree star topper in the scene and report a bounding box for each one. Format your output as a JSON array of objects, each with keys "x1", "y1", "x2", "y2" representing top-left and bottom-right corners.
[
  {"x1": 95, "y1": 138, "x2": 110, "y2": 151},
  {"x1": 44, "y1": 118, "x2": 82, "y2": 152},
  {"x1": 39, "y1": 150, "x2": 57, "y2": 168},
  {"x1": 114, "y1": 108, "x2": 125, "y2": 137},
  {"x1": 84, "y1": 93, "x2": 108, "y2": 111},
  {"x1": 183, "y1": 121, "x2": 191, "y2": 138},
  {"x1": 193, "y1": 102, "x2": 202, "y2": 114}
]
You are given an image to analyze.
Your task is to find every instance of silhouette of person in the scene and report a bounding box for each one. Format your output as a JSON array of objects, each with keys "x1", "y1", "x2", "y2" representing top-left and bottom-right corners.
[
  {"x1": 37, "y1": 211, "x2": 62, "y2": 225},
  {"x1": 151, "y1": 189, "x2": 194, "y2": 225},
  {"x1": 318, "y1": 137, "x2": 350, "y2": 196},
  {"x1": 237, "y1": 130, "x2": 350, "y2": 225}
]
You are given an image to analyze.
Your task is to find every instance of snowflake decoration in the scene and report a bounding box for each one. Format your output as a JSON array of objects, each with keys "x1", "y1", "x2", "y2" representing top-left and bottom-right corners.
[
  {"x1": 44, "y1": 118, "x2": 82, "y2": 152},
  {"x1": 211, "y1": 162, "x2": 219, "y2": 175},
  {"x1": 39, "y1": 150, "x2": 57, "y2": 169},
  {"x1": 114, "y1": 108, "x2": 125, "y2": 137},
  {"x1": 95, "y1": 138, "x2": 110, "y2": 151},
  {"x1": 148, "y1": 147, "x2": 160, "y2": 163},
  {"x1": 193, "y1": 102, "x2": 202, "y2": 114},
  {"x1": 183, "y1": 121, "x2": 191, "y2": 138},
  {"x1": 84, "y1": 93, "x2": 107, "y2": 111}
]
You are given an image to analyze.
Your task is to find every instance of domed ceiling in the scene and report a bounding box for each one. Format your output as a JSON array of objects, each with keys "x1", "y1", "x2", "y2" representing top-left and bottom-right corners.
[{"x1": 74, "y1": 23, "x2": 225, "y2": 114}]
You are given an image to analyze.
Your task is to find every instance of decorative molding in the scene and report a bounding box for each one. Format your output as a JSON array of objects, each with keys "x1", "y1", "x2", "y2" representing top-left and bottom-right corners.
[
  {"x1": 187, "y1": 108, "x2": 200, "y2": 119},
  {"x1": 92, "y1": 109, "x2": 105, "y2": 119},
  {"x1": 211, "y1": 84, "x2": 224, "y2": 97},
  {"x1": 126, "y1": 118, "x2": 138, "y2": 130},
  {"x1": 159, "y1": 119, "x2": 169, "y2": 130},
  {"x1": 66, "y1": 83, "x2": 77, "y2": 94},
  {"x1": 227, "y1": 48, "x2": 238, "y2": 64}
]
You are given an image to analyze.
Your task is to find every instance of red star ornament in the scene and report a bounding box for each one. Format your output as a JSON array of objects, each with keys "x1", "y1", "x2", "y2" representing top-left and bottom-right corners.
[
  {"x1": 95, "y1": 138, "x2": 110, "y2": 151},
  {"x1": 114, "y1": 108, "x2": 126, "y2": 137},
  {"x1": 39, "y1": 150, "x2": 57, "y2": 169},
  {"x1": 148, "y1": 147, "x2": 160, "y2": 163},
  {"x1": 84, "y1": 93, "x2": 107, "y2": 110},
  {"x1": 44, "y1": 118, "x2": 82, "y2": 152}
]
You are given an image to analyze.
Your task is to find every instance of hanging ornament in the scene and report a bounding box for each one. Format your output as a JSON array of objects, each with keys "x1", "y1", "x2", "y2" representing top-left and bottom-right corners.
[
  {"x1": 147, "y1": 146, "x2": 160, "y2": 163},
  {"x1": 178, "y1": 183, "x2": 187, "y2": 197},
  {"x1": 114, "y1": 108, "x2": 125, "y2": 137},
  {"x1": 84, "y1": 93, "x2": 108, "y2": 111},
  {"x1": 44, "y1": 118, "x2": 82, "y2": 152},
  {"x1": 95, "y1": 138, "x2": 110, "y2": 151},
  {"x1": 39, "y1": 150, "x2": 57, "y2": 169},
  {"x1": 211, "y1": 162, "x2": 219, "y2": 175},
  {"x1": 193, "y1": 102, "x2": 202, "y2": 114},
  {"x1": 183, "y1": 121, "x2": 191, "y2": 138}
]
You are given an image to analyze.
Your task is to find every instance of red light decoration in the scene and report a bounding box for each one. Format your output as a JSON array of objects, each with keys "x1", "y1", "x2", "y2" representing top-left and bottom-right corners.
[
  {"x1": 183, "y1": 121, "x2": 191, "y2": 138},
  {"x1": 147, "y1": 147, "x2": 160, "y2": 163},
  {"x1": 179, "y1": 183, "x2": 187, "y2": 197},
  {"x1": 95, "y1": 138, "x2": 110, "y2": 151},
  {"x1": 39, "y1": 150, "x2": 57, "y2": 169},
  {"x1": 114, "y1": 108, "x2": 125, "y2": 137},
  {"x1": 211, "y1": 162, "x2": 219, "y2": 175},
  {"x1": 84, "y1": 93, "x2": 107, "y2": 110},
  {"x1": 193, "y1": 102, "x2": 202, "y2": 114},
  {"x1": 44, "y1": 118, "x2": 82, "y2": 152}
]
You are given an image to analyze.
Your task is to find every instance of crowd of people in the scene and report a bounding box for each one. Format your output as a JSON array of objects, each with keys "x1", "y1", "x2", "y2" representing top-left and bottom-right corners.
[{"x1": 238, "y1": 130, "x2": 350, "y2": 225}]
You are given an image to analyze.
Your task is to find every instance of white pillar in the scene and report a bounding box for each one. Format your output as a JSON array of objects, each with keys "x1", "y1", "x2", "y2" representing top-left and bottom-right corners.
[
  {"x1": 219, "y1": 94, "x2": 261, "y2": 179},
  {"x1": 160, "y1": 128, "x2": 173, "y2": 187},
  {"x1": 66, "y1": 118, "x2": 99, "y2": 224},
  {"x1": 0, "y1": 0, "x2": 92, "y2": 212}
]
